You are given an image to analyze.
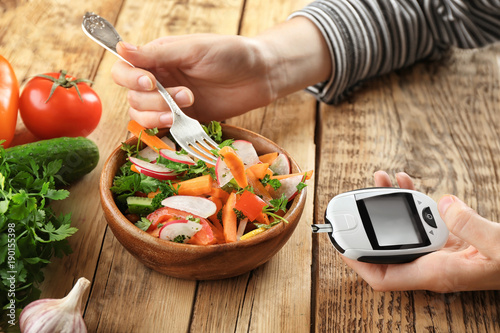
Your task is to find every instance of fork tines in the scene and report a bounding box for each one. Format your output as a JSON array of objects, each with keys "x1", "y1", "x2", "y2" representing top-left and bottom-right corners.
[{"x1": 181, "y1": 138, "x2": 219, "y2": 165}]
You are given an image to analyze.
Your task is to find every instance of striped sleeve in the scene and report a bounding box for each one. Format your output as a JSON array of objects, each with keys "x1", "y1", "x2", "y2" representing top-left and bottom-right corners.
[{"x1": 289, "y1": 0, "x2": 500, "y2": 104}]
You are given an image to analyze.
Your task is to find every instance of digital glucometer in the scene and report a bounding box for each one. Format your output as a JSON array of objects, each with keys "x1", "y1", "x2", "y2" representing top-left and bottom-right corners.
[{"x1": 312, "y1": 188, "x2": 449, "y2": 264}]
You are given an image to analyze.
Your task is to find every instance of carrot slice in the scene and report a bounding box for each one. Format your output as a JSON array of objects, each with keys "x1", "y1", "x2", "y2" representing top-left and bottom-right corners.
[
  {"x1": 206, "y1": 219, "x2": 225, "y2": 244},
  {"x1": 131, "y1": 164, "x2": 140, "y2": 174},
  {"x1": 246, "y1": 163, "x2": 272, "y2": 180},
  {"x1": 207, "y1": 196, "x2": 224, "y2": 231},
  {"x1": 258, "y1": 152, "x2": 278, "y2": 165},
  {"x1": 208, "y1": 187, "x2": 230, "y2": 203},
  {"x1": 255, "y1": 211, "x2": 270, "y2": 225},
  {"x1": 222, "y1": 192, "x2": 238, "y2": 243},
  {"x1": 271, "y1": 170, "x2": 314, "y2": 181},
  {"x1": 127, "y1": 120, "x2": 174, "y2": 152},
  {"x1": 175, "y1": 174, "x2": 213, "y2": 196},
  {"x1": 245, "y1": 168, "x2": 273, "y2": 204},
  {"x1": 147, "y1": 188, "x2": 161, "y2": 199},
  {"x1": 218, "y1": 146, "x2": 248, "y2": 188}
]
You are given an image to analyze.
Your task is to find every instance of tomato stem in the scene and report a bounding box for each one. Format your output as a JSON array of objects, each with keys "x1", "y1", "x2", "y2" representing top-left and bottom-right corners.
[{"x1": 36, "y1": 70, "x2": 93, "y2": 103}]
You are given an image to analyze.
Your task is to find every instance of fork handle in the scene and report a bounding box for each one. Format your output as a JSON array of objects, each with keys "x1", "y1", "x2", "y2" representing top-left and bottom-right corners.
[{"x1": 155, "y1": 81, "x2": 184, "y2": 119}]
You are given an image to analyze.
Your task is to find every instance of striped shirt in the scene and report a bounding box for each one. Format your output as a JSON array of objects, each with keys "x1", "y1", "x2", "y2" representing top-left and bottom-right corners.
[{"x1": 290, "y1": 0, "x2": 500, "y2": 104}]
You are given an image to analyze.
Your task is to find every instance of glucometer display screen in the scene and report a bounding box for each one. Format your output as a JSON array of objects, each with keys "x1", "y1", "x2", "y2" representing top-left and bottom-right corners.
[{"x1": 357, "y1": 193, "x2": 430, "y2": 249}]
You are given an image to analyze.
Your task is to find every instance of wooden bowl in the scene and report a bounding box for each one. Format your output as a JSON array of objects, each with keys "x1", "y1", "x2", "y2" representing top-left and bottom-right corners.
[{"x1": 99, "y1": 124, "x2": 306, "y2": 280}]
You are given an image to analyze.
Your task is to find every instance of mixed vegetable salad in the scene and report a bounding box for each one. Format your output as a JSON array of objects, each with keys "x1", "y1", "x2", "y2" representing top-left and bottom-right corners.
[{"x1": 111, "y1": 120, "x2": 312, "y2": 245}]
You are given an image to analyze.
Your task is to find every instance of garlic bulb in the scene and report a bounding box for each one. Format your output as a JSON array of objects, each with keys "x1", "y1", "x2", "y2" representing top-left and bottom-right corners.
[{"x1": 19, "y1": 277, "x2": 90, "y2": 333}]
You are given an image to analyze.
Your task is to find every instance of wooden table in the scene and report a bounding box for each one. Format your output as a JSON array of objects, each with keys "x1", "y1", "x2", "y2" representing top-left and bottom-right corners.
[{"x1": 2, "y1": 0, "x2": 499, "y2": 332}]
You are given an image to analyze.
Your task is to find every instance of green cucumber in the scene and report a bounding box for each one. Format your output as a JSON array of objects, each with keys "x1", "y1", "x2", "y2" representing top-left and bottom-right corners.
[
  {"x1": 4, "y1": 136, "x2": 99, "y2": 185},
  {"x1": 127, "y1": 196, "x2": 155, "y2": 215}
]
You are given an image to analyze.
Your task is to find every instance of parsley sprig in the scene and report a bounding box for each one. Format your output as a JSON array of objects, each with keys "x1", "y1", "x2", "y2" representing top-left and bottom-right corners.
[
  {"x1": 0, "y1": 144, "x2": 77, "y2": 310},
  {"x1": 260, "y1": 174, "x2": 282, "y2": 190},
  {"x1": 261, "y1": 194, "x2": 289, "y2": 224}
]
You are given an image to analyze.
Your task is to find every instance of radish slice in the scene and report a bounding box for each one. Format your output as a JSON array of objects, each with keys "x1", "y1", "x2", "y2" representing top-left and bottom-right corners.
[
  {"x1": 236, "y1": 218, "x2": 248, "y2": 240},
  {"x1": 158, "y1": 219, "x2": 202, "y2": 243},
  {"x1": 137, "y1": 146, "x2": 159, "y2": 161},
  {"x1": 159, "y1": 149, "x2": 196, "y2": 165},
  {"x1": 269, "y1": 153, "x2": 291, "y2": 175},
  {"x1": 160, "y1": 136, "x2": 176, "y2": 150},
  {"x1": 268, "y1": 174, "x2": 303, "y2": 201},
  {"x1": 161, "y1": 195, "x2": 217, "y2": 218},
  {"x1": 232, "y1": 140, "x2": 260, "y2": 166},
  {"x1": 215, "y1": 157, "x2": 233, "y2": 187},
  {"x1": 129, "y1": 156, "x2": 177, "y2": 174},
  {"x1": 129, "y1": 156, "x2": 180, "y2": 180},
  {"x1": 134, "y1": 165, "x2": 179, "y2": 180}
]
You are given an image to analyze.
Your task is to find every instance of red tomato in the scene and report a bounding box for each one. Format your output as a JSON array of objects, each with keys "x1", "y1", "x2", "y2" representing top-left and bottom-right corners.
[
  {"x1": 146, "y1": 207, "x2": 216, "y2": 245},
  {"x1": 234, "y1": 190, "x2": 267, "y2": 221},
  {"x1": 0, "y1": 55, "x2": 19, "y2": 148},
  {"x1": 19, "y1": 70, "x2": 101, "y2": 139}
]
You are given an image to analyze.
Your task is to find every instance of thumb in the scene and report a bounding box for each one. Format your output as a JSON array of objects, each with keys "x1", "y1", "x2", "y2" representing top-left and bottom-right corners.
[{"x1": 438, "y1": 195, "x2": 498, "y2": 255}]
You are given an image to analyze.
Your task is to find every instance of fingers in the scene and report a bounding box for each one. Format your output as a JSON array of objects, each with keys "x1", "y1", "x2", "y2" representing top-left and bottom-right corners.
[
  {"x1": 341, "y1": 255, "x2": 429, "y2": 292},
  {"x1": 128, "y1": 108, "x2": 173, "y2": 128},
  {"x1": 373, "y1": 171, "x2": 415, "y2": 190},
  {"x1": 127, "y1": 88, "x2": 194, "y2": 111},
  {"x1": 438, "y1": 195, "x2": 500, "y2": 257},
  {"x1": 111, "y1": 60, "x2": 157, "y2": 91},
  {"x1": 373, "y1": 171, "x2": 392, "y2": 187},
  {"x1": 395, "y1": 172, "x2": 415, "y2": 190}
]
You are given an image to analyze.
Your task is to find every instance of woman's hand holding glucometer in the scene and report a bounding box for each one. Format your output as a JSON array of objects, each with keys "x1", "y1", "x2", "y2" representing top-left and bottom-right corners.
[{"x1": 339, "y1": 171, "x2": 500, "y2": 292}]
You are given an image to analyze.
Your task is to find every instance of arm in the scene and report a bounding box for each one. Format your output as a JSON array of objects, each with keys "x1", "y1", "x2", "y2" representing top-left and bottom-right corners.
[
  {"x1": 111, "y1": 18, "x2": 331, "y2": 128},
  {"x1": 291, "y1": 0, "x2": 500, "y2": 104},
  {"x1": 111, "y1": 0, "x2": 500, "y2": 128}
]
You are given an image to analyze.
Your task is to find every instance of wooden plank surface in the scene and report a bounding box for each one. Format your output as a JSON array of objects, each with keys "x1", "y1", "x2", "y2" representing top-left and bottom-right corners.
[
  {"x1": 314, "y1": 46, "x2": 500, "y2": 332},
  {"x1": 0, "y1": 0, "x2": 129, "y2": 302},
  {"x1": 81, "y1": 1, "x2": 246, "y2": 332},
  {"x1": 2, "y1": 0, "x2": 500, "y2": 332},
  {"x1": 194, "y1": 1, "x2": 316, "y2": 332}
]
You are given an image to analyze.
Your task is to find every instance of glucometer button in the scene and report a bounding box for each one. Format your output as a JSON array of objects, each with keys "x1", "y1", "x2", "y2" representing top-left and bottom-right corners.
[
  {"x1": 331, "y1": 214, "x2": 357, "y2": 231},
  {"x1": 422, "y1": 207, "x2": 437, "y2": 228},
  {"x1": 345, "y1": 214, "x2": 357, "y2": 229}
]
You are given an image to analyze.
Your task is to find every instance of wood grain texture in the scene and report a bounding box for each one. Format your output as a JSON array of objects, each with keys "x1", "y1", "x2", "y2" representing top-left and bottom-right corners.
[
  {"x1": 3, "y1": 0, "x2": 499, "y2": 332},
  {"x1": 81, "y1": 0, "x2": 246, "y2": 332},
  {"x1": 314, "y1": 46, "x2": 500, "y2": 332},
  {"x1": 216, "y1": 0, "x2": 316, "y2": 331},
  {"x1": 0, "y1": 0, "x2": 130, "y2": 301}
]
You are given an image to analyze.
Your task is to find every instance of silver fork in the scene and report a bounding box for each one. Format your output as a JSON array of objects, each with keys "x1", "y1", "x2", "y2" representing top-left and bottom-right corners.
[{"x1": 81, "y1": 12, "x2": 219, "y2": 164}]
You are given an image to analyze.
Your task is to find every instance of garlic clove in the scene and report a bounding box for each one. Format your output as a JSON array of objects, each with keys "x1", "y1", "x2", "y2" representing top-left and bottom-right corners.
[{"x1": 19, "y1": 277, "x2": 90, "y2": 333}]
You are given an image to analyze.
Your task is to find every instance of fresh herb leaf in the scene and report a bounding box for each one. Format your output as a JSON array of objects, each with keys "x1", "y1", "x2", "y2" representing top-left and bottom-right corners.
[
  {"x1": 233, "y1": 208, "x2": 247, "y2": 220},
  {"x1": 203, "y1": 121, "x2": 223, "y2": 143},
  {"x1": 39, "y1": 221, "x2": 78, "y2": 242},
  {"x1": 236, "y1": 185, "x2": 255, "y2": 195},
  {"x1": 135, "y1": 217, "x2": 152, "y2": 231},
  {"x1": 121, "y1": 142, "x2": 138, "y2": 156},
  {"x1": 217, "y1": 209, "x2": 223, "y2": 225},
  {"x1": 144, "y1": 128, "x2": 159, "y2": 136},
  {"x1": 254, "y1": 220, "x2": 282, "y2": 229},
  {"x1": 0, "y1": 144, "x2": 77, "y2": 310},
  {"x1": 172, "y1": 235, "x2": 188, "y2": 243},
  {"x1": 269, "y1": 194, "x2": 289, "y2": 213},
  {"x1": 260, "y1": 174, "x2": 282, "y2": 190},
  {"x1": 262, "y1": 194, "x2": 289, "y2": 224},
  {"x1": 150, "y1": 181, "x2": 178, "y2": 210},
  {"x1": 186, "y1": 215, "x2": 201, "y2": 223},
  {"x1": 218, "y1": 139, "x2": 234, "y2": 149},
  {"x1": 296, "y1": 182, "x2": 307, "y2": 192}
]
